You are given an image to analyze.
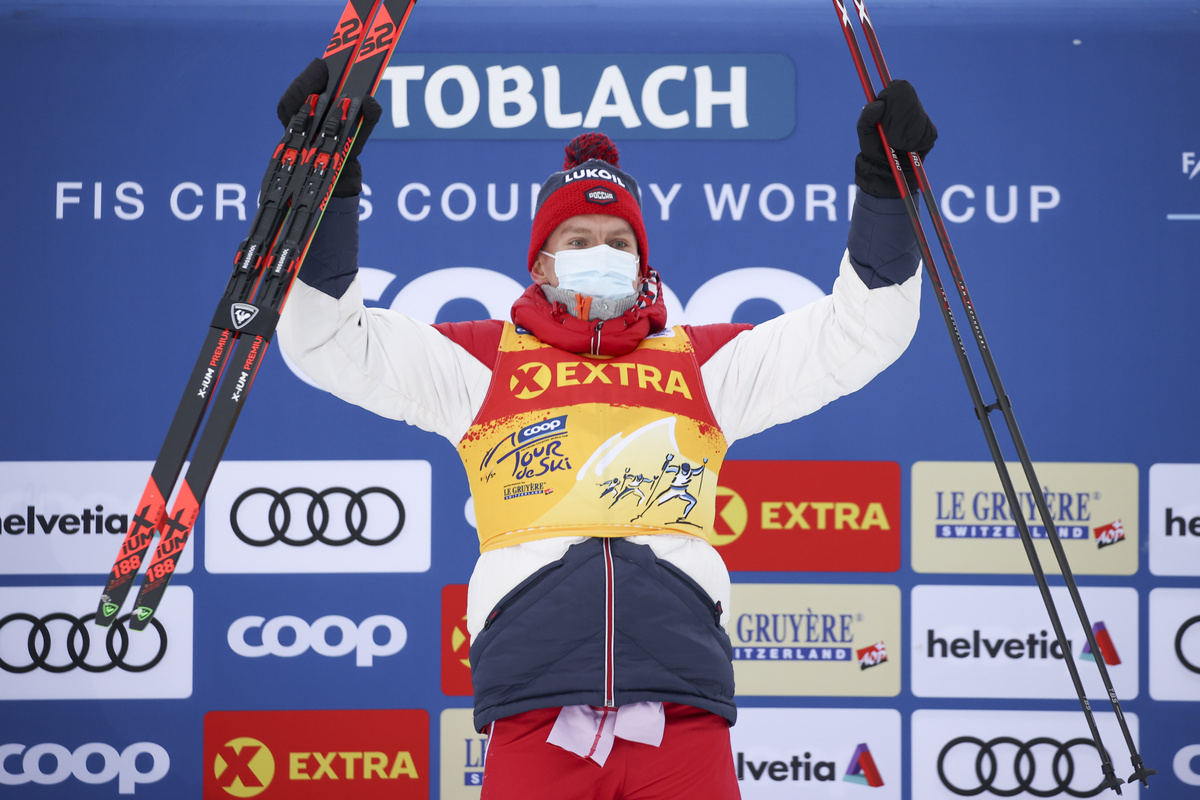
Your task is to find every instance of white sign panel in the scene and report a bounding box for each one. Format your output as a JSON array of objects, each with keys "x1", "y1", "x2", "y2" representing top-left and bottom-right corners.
[
  {"x1": 911, "y1": 584, "x2": 1139, "y2": 700},
  {"x1": 204, "y1": 460, "x2": 431, "y2": 574}
]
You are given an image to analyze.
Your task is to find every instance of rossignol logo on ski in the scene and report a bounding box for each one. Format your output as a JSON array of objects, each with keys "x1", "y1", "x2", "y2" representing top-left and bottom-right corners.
[{"x1": 231, "y1": 303, "x2": 259, "y2": 330}]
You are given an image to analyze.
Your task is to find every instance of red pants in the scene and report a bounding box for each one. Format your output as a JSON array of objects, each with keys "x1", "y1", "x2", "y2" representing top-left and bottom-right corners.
[{"x1": 480, "y1": 703, "x2": 742, "y2": 800}]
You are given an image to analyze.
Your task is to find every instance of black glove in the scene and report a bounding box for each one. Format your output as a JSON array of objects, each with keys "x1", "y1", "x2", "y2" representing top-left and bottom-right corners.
[
  {"x1": 276, "y1": 58, "x2": 382, "y2": 198},
  {"x1": 854, "y1": 79, "x2": 937, "y2": 199}
]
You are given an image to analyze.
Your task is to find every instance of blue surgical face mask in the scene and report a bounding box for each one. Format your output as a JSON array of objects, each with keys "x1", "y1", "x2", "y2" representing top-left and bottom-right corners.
[{"x1": 541, "y1": 245, "x2": 640, "y2": 300}]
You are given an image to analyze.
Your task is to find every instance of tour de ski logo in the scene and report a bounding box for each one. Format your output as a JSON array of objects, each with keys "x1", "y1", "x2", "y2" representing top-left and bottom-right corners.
[{"x1": 480, "y1": 415, "x2": 571, "y2": 487}]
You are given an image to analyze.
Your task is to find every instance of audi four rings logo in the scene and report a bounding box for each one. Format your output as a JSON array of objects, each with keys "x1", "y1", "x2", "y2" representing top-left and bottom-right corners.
[
  {"x1": 938, "y1": 736, "x2": 1105, "y2": 797},
  {"x1": 1177, "y1": 615, "x2": 1200, "y2": 674},
  {"x1": 229, "y1": 486, "x2": 405, "y2": 546},
  {"x1": 0, "y1": 613, "x2": 167, "y2": 673}
]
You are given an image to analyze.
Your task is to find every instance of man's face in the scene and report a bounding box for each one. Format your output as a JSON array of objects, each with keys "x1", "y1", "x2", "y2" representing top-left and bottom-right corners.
[{"x1": 531, "y1": 215, "x2": 639, "y2": 287}]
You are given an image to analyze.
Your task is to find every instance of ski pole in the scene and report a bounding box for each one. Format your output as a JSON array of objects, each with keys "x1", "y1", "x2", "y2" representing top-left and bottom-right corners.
[
  {"x1": 830, "y1": 0, "x2": 1152, "y2": 792},
  {"x1": 845, "y1": 2, "x2": 1154, "y2": 788}
]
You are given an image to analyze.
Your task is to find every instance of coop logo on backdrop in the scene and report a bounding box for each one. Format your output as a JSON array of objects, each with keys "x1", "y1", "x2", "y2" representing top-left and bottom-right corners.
[
  {"x1": 911, "y1": 584, "x2": 1139, "y2": 700},
  {"x1": 374, "y1": 54, "x2": 793, "y2": 140},
  {"x1": 729, "y1": 708, "x2": 901, "y2": 798},
  {"x1": 204, "y1": 709, "x2": 428, "y2": 799},
  {"x1": 0, "y1": 461, "x2": 194, "y2": 576},
  {"x1": 204, "y1": 460, "x2": 431, "y2": 574},
  {"x1": 731, "y1": 584, "x2": 900, "y2": 697},
  {"x1": 439, "y1": 709, "x2": 487, "y2": 797},
  {"x1": 911, "y1": 461, "x2": 1138, "y2": 575},
  {"x1": 228, "y1": 614, "x2": 407, "y2": 667},
  {"x1": 712, "y1": 460, "x2": 900, "y2": 571},
  {"x1": 0, "y1": 741, "x2": 169, "y2": 795},
  {"x1": 1148, "y1": 463, "x2": 1200, "y2": 576},
  {"x1": 0, "y1": 586, "x2": 193, "y2": 700},
  {"x1": 912, "y1": 709, "x2": 1139, "y2": 799},
  {"x1": 1148, "y1": 587, "x2": 1200, "y2": 701}
]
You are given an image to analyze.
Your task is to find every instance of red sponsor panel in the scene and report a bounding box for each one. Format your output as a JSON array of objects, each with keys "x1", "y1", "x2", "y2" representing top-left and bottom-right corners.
[
  {"x1": 442, "y1": 584, "x2": 473, "y2": 696},
  {"x1": 712, "y1": 461, "x2": 900, "y2": 571},
  {"x1": 203, "y1": 709, "x2": 429, "y2": 799}
]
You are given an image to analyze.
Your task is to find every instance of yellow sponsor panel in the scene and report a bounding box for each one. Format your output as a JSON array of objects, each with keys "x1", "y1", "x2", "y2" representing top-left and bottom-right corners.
[
  {"x1": 439, "y1": 708, "x2": 486, "y2": 798},
  {"x1": 731, "y1": 583, "x2": 900, "y2": 697},
  {"x1": 911, "y1": 461, "x2": 1138, "y2": 575}
]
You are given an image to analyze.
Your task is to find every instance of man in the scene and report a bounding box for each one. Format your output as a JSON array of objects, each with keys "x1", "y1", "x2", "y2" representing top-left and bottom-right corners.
[{"x1": 277, "y1": 59, "x2": 934, "y2": 799}]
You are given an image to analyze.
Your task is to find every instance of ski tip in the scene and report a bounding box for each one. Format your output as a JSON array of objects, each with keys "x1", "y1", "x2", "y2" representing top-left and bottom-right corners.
[{"x1": 129, "y1": 606, "x2": 156, "y2": 632}]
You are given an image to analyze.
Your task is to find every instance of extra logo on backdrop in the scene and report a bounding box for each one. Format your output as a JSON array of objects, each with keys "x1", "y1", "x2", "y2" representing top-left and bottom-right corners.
[
  {"x1": 204, "y1": 461, "x2": 431, "y2": 574},
  {"x1": 0, "y1": 585, "x2": 192, "y2": 700},
  {"x1": 712, "y1": 461, "x2": 900, "y2": 572},
  {"x1": 1149, "y1": 587, "x2": 1200, "y2": 701},
  {"x1": 730, "y1": 708, "x2": 900, "y2": 798},
  {"x1": 730, "y1": 584, "x2": 900, "y2": 697},
  {"x1": 374, "y1": 54, "x2": 794, "y2": 140},
  {"x1": 0, "y1": 461, "x2": 195, "y2": 576},
  {"x1": 441, "y1": 584, "x2": 472, "y2": 696},
  {"x1": 1149, "y1": 463, "x2": 1200, "y2": 576},
  {"x1": 204, "y1": 709, "x2": 428, "y2": 799},
  {"x1": 911, "y1": 585, "x2": 1138, "y2": 700},
  {"x1": 911, "y1": 461, "x2": 1137, "y2": 575},
  {"x1": 439, "y1": 708, "x2": 487, "y2": 797},
  {"x1": 912, "y1": 709, "x2": 1140, "y2": 799}
]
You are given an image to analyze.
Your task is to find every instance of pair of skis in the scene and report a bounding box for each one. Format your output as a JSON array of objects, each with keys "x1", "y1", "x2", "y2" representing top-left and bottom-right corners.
[
  {"x1": 95, "y1": 0, "x2": 416, "y2": 633},
  {"x1": 830, "y1": 0, "x2": 1153, "y2": 792}
]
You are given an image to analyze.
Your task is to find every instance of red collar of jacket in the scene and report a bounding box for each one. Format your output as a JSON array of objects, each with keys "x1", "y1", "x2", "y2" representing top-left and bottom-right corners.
[{"x1": 510, "y1": 269, "x2": 669, "y2": 357}]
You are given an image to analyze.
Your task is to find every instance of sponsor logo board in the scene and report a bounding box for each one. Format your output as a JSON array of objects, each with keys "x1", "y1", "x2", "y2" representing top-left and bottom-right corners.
[
  {"x1": 713, "y1": 461, "x2": 900, "y2": 572},
  {"x1": 1149, "y1": 463, "x2": 1200, "y2": 576},
  {"x1": 731, "y1": 583, "x2": 900, "y2": 696},
  {"x1": 227, "y1": 613, "x2": 407, "y2": 667},
  {"x1": 911, "y1": 584, "x2": 1138, "y2": 700},
  {"x1": 203, "y1": 709, "x2": 428, "y2": 799},
  {"x1": 442, "y1": 584, "x2": 473, "y2": 696},
  {"x1": 1149, "y1": 587, "x2": 1200, "y2": 701},
  {"x1": 912, "y1": 461, "x2": 1138, "y2": 575},
  {"x1": 375, "y1": 54, "x2": 794, "y2": 140},
  {"x1": 439, "y1": 708, "x2": 486, "y2": 797},
  {"x1": 730, "y1": 707, "x2": 900, "y2": 797},
  {"x1": 204, "y1": 460, "x2": 431, "y2": 574},
  {"x1": 912, "y1": 709, "x2": 1140, "y2": 799},
  {"x1": 0, "y1": 585, "x2": 192, "y2": 700},
  {"x1": 0, "y1": 740, "x2": 169, "y2": 794},
  {"x1": 0, "y1": 461, "x2": 194, "y2": 576}
]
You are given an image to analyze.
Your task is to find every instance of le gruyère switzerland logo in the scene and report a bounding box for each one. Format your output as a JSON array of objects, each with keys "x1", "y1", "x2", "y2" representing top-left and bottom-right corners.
[{"x1": 509, "y1": 362, "x2": 552, "y2": 399}]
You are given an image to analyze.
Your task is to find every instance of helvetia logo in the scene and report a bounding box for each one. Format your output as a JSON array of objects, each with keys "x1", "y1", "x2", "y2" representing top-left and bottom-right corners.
[
  {"x1": 843, "y1": 742, "x2": 885, "y2": 787},
  {"x1": 1080, "y1": 621, "x2": 1122, "y2": 666}
]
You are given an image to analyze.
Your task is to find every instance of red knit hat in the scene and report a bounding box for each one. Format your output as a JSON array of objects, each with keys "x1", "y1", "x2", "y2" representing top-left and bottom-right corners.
[{"x1": 527, "y1": 133, "x2": 649, "y2": 277}]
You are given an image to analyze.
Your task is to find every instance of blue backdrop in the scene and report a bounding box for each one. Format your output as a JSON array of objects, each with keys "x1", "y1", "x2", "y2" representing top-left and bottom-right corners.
[{"x1": 2, "y1": 0, "x2": 1198, "y2": 797}]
